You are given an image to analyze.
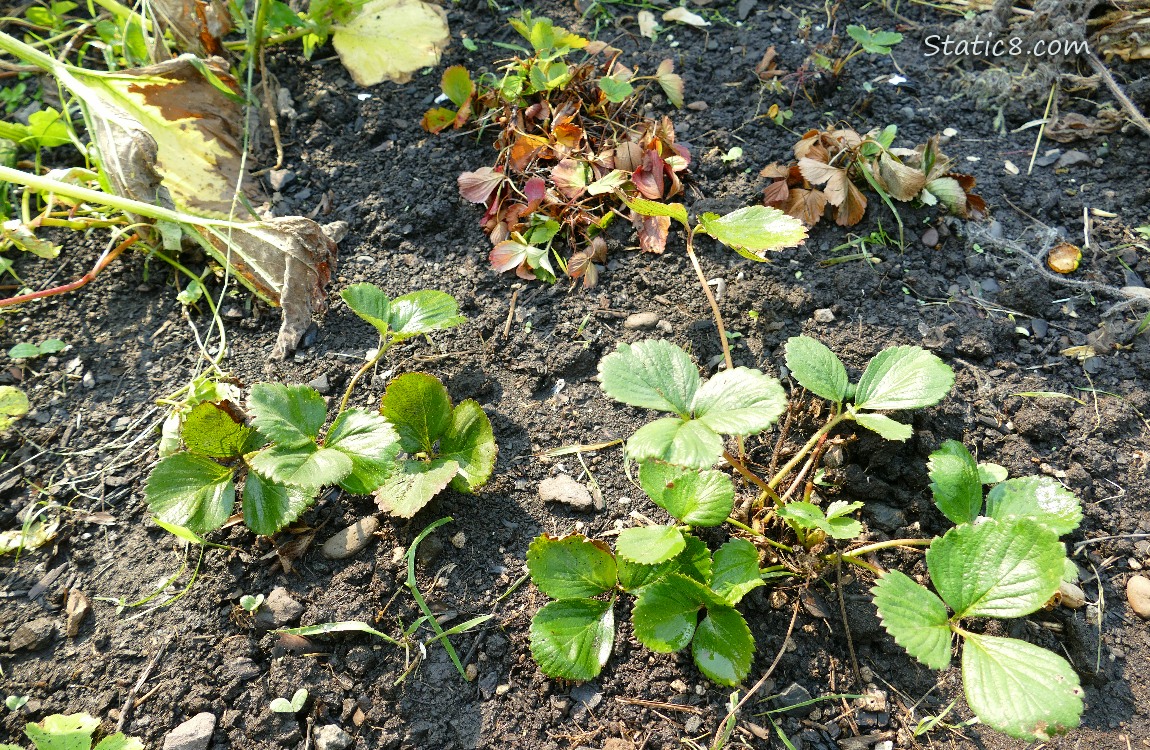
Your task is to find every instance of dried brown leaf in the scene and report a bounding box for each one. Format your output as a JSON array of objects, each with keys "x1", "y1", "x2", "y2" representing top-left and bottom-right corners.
[
  {"x1": 834, "y1": 180, "x2": 867, "y2": 226},
  {"x1": 632, "y1": 212, "x2": 671, "y2": 253},
  {"x1": 762, "y1": 179, "x2": 790, "y2": 205},
  {"x1": 150, "y1": 0, "x2": 232, "y2": 56},
  {"x1": 876, "y1": 151, "x2": 927, "y2": 201},
  {"x1": 784, "y1": 188, "x2": 828, "y2": 225}
]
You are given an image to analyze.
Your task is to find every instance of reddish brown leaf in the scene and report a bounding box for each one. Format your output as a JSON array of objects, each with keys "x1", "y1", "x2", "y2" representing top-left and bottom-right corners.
[
  {"x1": 523, "y1": 176, "x2": 547, "y2": 205},
  {"x1": 834, "y1": 180, "x2": 867, "y2": 226},
  {"x1": 458, "y1": 166, "x2": 505, "y2": 203},
  {"x1": 421, "y1": 107, "x2": 456, "y2": 133},
  {"x1": 784, "y1": 188, "x2": 828, "y2": 225},
  {"x1": 632, "y1": 149, "x2": 666, "y2": 199},
  {"x1": 632, "y1": 212, "x2": 671, "y2": 253},
  {"x1": 509, "y1": 134, "x2": 549, "y2": 172},
  {"x1": 793, "y1": 130, "x2": 822, "y2": 159},
  {"x1": 760, "y1": 162, "x2": 790, "y2": 179},
  {"x1": 755, "y1": 45, "x2": 783, "y2": 80},
  {"x1": 615, "y1": 141, "x2": 644, "y2": 172},
  {"x1": 552, "y1": 158, "x2": 590, "y2": 199},
  {"x1": 762, "y1": 179, "x2": 790, "y2": 206},
  {"x1": 552, "y1": 122, "x2": 583, "y2": 155}
]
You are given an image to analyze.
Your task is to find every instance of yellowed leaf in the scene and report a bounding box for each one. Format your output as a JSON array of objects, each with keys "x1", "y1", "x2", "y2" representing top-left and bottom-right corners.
[{"x1": 332, "y1": 0, "x2": 450, "y2": 87}]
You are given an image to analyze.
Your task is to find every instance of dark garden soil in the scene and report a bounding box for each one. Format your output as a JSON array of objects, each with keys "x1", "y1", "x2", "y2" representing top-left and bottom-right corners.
[{"x1": 2, "y1": 0, "x2": 1149, "y2": 748}]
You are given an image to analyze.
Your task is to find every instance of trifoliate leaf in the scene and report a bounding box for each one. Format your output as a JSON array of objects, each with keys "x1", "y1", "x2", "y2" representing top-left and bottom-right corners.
[
  {"x1": 373, "y1": 458, "x2": 459, "y2": 518},
  {"x1": 961, "y1": 634, "x2": 1083, "y2": 740},
  {"x1": 984, "y1": 477, "x2": 1082, "y2": 536},
  {"x1": 853, "y1": 345, "x2": 954, "y2": 411},
  {"x1": 242, "y1": 471, "x2": 316, "y2": 536},
  {"x1": 330, "y1": 0, "x2": 449, "y2": 87},
  {"x1": 850, "y1": 411, "x2": 913, "y2": 441},
  {"x1": 927, "y1": 519, "x2": 1064, "y2": 619},
  {"x1": 529, "y1": 598, "x2": 614, "y2": 681},
  {"x1": 871, "y1": 570, "x2": 952, "y2": 670},
  {"x1": 380, "y1": 372, "x2": 453, "y2": 454},
  {"x1": 248, "y1": 383, "x2": 327, "y2": 448},
  {"x1": 249, "y1": 444, "x2": 352, "y2": 490},
  {"x1": 387, "y1": 290, "x2": 465, "y2": 341},
  {"x1": 978, "y1": 462, "x2": 1009, "y2": 485},
  {"x1": 691, "y1": 606, "x2": 754, "y2": 686},
  {"x1": 323, "y1": 408, "x2": 400, "y2": 494},
  {"x1": 0, "y1": 385, "x2": 29, "y2": 433},
  {"x1": 697, "y1": 206, "x2": 808, "y2": 261},
  {"x1": 439, "y1": 399, "x2": 496, "y2": 492},
  {"x1": 181, "y1": 401, "x2": 256, "y2": 459},
  {"x1": 709, "y1": 538, "x2": 763, "y2": 605},
  {"x1": 145, "y1": 453, "x2": 235, "y2": 535},
  {"x1": 928, "y1": 440, "x2": 983, "y2": 525},
  {"x1": 633, "y1": 574, "x2": 706, "y2": 652},
  {"x1": 691, "y1": 367, "x2": 787, "y2": 436},
  {"x1": 616, "y1": 525, "x2": 685, "y2": 565},
  {"x1": 784, "y1": 336, "x2": 849, "y2": 403},
  {"x1": 776, "y1": 501, "x2": 827, "y2": 533},
  {"x1": 627, "y1": 417, "x2": 723, "y2": 470},
  {"x1": 638, "y1": 461, "x2": 734, "y2": 527},
  {"x1": 619, "y1": 195, "x2": 689, "y2": 227},
  {"x1": 617, "y1": 552, "x2": 682, "y2": 594},
  {"x1": 598, "y1": 339, "x2": 700, "y2": 416},
  {"x1": 527, "y1": 534, "x2": 617, "y2": 599}
]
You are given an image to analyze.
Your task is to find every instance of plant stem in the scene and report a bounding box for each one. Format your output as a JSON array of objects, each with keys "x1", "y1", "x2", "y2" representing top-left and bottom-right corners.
[
  {"x1": 767, "y1": 413, "x2": 847, "y2": 490},
  {"x1": 722, "y1": 449, "x2": 777, "y2": 501},
  {"x1": 685, "y1": 229, "x2": 733, "y2": 372},
  {"x1": 841, "y1": 537, "x2": 932, "y2": 558},
  {"x1": 0, "y1": 232, "x2": 138, "y2": 308},
  {"x1": 339, "y1": 338, "x2": 390, "y2": 414},
  {"x1": 725, "y1": 517, "x2": 793, "y2": 553}
]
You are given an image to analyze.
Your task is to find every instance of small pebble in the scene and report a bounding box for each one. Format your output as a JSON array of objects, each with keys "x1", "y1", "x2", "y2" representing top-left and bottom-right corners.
[
  {"x1": 921, "y1": 227, "x2": 939, "y2": 247},
  {"x1": 1055, "y1": 150, "x2": 1091, "y2": 168},
  {"x1": 450, "y1": 531, "x2": 466, "y2": 549},
  {"x1": 538, "y1": 475, "x2": 594, "y2": 511},
  {"x1": 313, "y1": 724, "x2": 352, "y2": 750},
  {"x1": 813, "y1": 308, "x2": 835, "y2": 323},
  {"x1": 1126, "y1": 575, "x2": 1150, "y2": 619},
  {"x1": 686, "y1": 101, "x2": 709, "y2": 111},
  {"x1": 308, "y1": 373, "x2": 331, "y2": 395},
  {"x1": 624, "y1": 311, "x2": 660, "y2": 329},
  {"x1": 268, "y1": 169, "x2": 295, "y2": 191},
  {"x1": 322, "y1": 517, "x2": 380, "y2": 559}
]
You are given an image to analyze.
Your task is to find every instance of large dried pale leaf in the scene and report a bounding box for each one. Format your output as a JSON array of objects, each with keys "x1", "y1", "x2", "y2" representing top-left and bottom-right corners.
[
  {"x1": 876, "y1": 151, "x2": 927, "y2": 202},
  {"x1": 331, "y1": 0, "x2": 450, "y2": 86},
  {"x1": 783, "y1": 187, "x2": 827, "y2": 225},
  {"x1": 203, "y1": 218, "x2": 336, "y2": 359},
  {"x1": 835, "y1": 179, "x2": 867, "y2": 226}
]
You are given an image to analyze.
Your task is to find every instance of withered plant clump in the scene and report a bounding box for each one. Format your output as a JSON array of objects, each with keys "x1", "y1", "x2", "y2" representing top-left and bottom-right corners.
[
  {"x1": 761, "y1": 126, "x2": 987, "y2": 229},
  {"x1": 423, "y1": 12, "x2": 687, "y2": 287}
]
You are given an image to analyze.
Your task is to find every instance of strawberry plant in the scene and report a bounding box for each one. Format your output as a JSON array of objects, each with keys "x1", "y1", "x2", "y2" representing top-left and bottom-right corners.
[
  {"x1": 872, "y1": 440, "x2": 1085, "y2": 740},
  {"x1": 425, "y1": 12, "x2": 690, "y2": 284},
  {"x1": 761, "y1": 125, "x2": 986, "y2": 237},
  {"x1": 526, "y1": 336, "x2": 955, "y2": 683},
  {"x1": 146, "y1": 287, "x2": 494, "y2": 536}
]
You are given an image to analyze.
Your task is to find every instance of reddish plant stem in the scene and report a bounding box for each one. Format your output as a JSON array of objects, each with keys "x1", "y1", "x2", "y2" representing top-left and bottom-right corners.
[{"x1": 0, "y1": 233, "x2": 139, "y2": 308}]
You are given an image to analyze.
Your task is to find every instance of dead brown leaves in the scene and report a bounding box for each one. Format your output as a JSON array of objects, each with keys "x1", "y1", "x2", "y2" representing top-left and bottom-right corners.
[{"x1": 762, "y1": 126, "x2": 986, "y2": 228}]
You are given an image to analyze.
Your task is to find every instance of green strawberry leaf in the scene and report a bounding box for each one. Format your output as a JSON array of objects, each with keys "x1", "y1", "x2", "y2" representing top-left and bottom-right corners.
[
  {"x1": 638, "y1": 461, "x2": 734, "y2": 527},
  {"x1": 341, "y1": 282, "x2": 391, "y2": 338},
  {"x1": 24, "y1": 713, "x2": 101, "y2": 750},
  {"x1": 598, "y1": 339, "x2": 700, "y2": 417},
  {"x1": 597, "y1": 75, "x2": 633, "y2": 102},
  {"x1": 784, "y1": 336, "x2": 849, "y2": 403},
  {"x1": 387, "y1": 290, "x2": 466, "y2": 341},
  {"x1": 619, "y1": 195, "x2": 689, "y2": 228},
  {"x1": 627, "y1": 417, "x2": 723, "y2": 470},
  {"x1": 850, "y1": 411, "x2": 912, "y2": 441},
  {"x1": 697, "y1": 206, "x2": 808, "y2": 261},
  {"x1": 145, "y1": 453, "x2": 235, "y2": 535},
  {"x1": 181, "y1": 401, "x2": 257, "y2": 459},
  {"x1": 632, "y1": 574, "x2": 706, "y2": 652},
  {"x1": 961, "y1": 633, "x2": 1083, "y2": 740},
  {"x1": 325, "y1": 408, "x2": 400, "y2": 494},
  {"x1": 691, "y1": 367, "x2": 787, "y2": 436},
  {"x1": 527, "y1": 533, "x2": 617, "y2": 599},
  {"x1": 248, "y1": 383, "x2": 327, "y2": 448},
  {"x1": 616, "y1": 525, "x2": 685, "y2": 565},
  {"x1": 374, "y1": 457, "x2": 459, "y2": 518},
  {"x1": 439, "y1": 399, "x2": 496, "y2": 492},
  {"x1": 927, "y1": 518, "x2": 1064, "y2": 619},
  {"x1": 928, "y1": 440, "x2": 983, "y2": 525},
  {"x1": 853, "y1": 345, "x2": 954, "y2": 411},
  {"x1": 978, "y1": 462, "x2": 1009, "y2": 485},
  {"x1": 380, "y1": 372, "x2": 453, "y2": 454},
  {"x1": 242, "y1": 471, "x2": 316, "y2": 536},
  {"x1": 691, "y1": 606, "x2": 754, "y2": 686},
  {"x1": 776, "y1": 502, "x2": 826, "y2": 532},
  {"x1": 529, "y1": 598, "x2": 614, "y2": 681},
  {"x1": 984, "y1": 477, "x2": 1082, "y2": 536},
  {"x1": 709, "y1": 538, "x2": 763, "y2": 605},
  {"x1": 248, "y1": 444, "x2": 352, "y2": 490},
  {"x1": 871, "y1": 570, "x2": 952, "y2": 670},
  {"x1": 619, "y1": 534, "x2": 711, "y2": 593}
]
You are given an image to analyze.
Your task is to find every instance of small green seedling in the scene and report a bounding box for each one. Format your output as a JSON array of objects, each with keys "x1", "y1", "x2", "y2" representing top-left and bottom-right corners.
[
  {"x1": 777, "y1": 500, "x2": 864, "y2": 548},
  {"x1": 269, "y1": 688, "x2": 308, "y2": 714},
  {"x1": 0, "y1": 712, "x2": 143, "y2": 750},
  {"x1": 7, "y1": 339, "x2": 66, "y2": 360},
  {"x1": 239, "y1": 594, "x2": 264, "y2": 613},
  {"x1": 873, "y1": 440, "x2": 1085, "y2": 740},
  {"x1": 4, "y1": 695, "x2": 28, "y2": 711},
  {"x1": 721, "y1": 146, "x2": 743, "y2": 163}
]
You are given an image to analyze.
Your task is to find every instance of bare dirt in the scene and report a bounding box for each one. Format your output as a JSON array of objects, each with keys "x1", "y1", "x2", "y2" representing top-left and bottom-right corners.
[{"x1": 2, "y1": 1, "x2": 1149, "y2": 749}]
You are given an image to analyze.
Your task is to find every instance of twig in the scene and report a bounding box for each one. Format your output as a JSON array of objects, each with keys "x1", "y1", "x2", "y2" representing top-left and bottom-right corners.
[
  {"x1": 1087, "y1": 52, "x2": 1150, "y2": 138},
  {"x1": 116, "y1": 636, "x2": 170, "y2": 733},
  {"x1": 708, "y1": 599, "x2": 801, "y2": 750},
  {"x1": 835, "y1": 560, "x2": 862, "y2": 687},
  {"x1": 502, "y1": 287, "x2": 520, "y2": 339},
  {"x1": 1026, "y1": 81, "x2": 1057, "y2": 176}
]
